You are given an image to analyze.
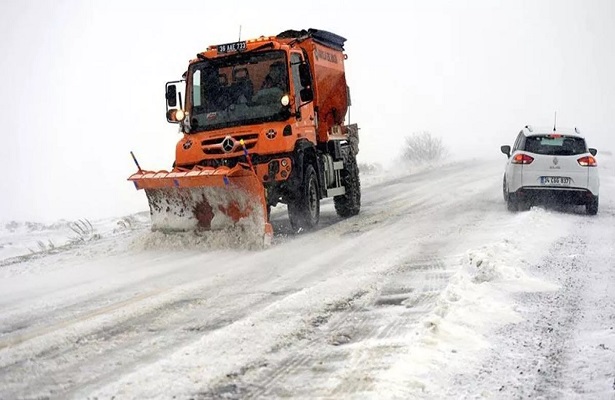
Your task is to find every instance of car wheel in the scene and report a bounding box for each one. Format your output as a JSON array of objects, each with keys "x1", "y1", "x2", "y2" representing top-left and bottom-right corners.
[
  {"x1": 517, "y1": 200, "x2": 531, "y2": 211},
  {"x1": 586, "y1": 195, "x2": 599, "y2": 215},
  {"x1": 502, "y1": 175, "x2": 508, "y2": 202},
  {"x1": 506, "y1": 192, "x2": 518, "y2": 212}
]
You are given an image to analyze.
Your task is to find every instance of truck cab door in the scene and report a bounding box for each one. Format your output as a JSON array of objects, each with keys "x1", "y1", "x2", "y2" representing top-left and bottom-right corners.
[{"x1": 290, "y1": 52, "x2": 315, "y2": 133}]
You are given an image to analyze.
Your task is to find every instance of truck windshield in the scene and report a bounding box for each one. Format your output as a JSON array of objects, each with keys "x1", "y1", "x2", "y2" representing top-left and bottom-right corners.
[{"x1": 188, "y1": 50, "x2": 290, "y2": 132}]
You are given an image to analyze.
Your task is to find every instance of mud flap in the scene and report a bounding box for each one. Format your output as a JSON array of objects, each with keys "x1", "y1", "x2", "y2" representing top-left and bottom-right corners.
[{"x1": 128, "y1": 164, "x2": 272, "y2": 246}]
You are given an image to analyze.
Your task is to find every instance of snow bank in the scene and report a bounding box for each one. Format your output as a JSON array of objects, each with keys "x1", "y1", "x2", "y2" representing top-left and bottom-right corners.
[{"x1": 373, "y1": 207, "x2": 570, "y2": 398}]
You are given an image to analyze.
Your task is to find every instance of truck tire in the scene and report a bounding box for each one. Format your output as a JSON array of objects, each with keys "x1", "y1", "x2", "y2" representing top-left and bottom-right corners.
[
  {"x1": 288, "y1": 164, "x2": 320, "y2": 232},
  {"x1": 334, "y1": 151, "x2": 361, "y2": 218}
]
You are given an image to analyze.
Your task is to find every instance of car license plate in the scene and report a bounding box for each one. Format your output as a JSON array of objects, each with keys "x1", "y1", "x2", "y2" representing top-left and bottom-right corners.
[{"x1": 540, "y1": 176, "x2": 571, "y2": 185}]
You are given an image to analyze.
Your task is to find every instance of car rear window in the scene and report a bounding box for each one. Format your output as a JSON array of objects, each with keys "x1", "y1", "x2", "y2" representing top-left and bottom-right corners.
[{"x1": 523, "y1": 135, "x2": 587, "y2": 156}]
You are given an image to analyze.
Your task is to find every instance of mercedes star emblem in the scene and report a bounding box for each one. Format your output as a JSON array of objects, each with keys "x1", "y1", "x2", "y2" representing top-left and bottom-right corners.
[{"x1": 221, "y1": 136, "x2": 235, "y2": 153}]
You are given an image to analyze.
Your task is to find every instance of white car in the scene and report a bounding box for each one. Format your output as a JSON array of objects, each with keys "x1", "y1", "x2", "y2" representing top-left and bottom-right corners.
[{"x1": 501, "y1": 125, "x2": 600, "y2": 214}]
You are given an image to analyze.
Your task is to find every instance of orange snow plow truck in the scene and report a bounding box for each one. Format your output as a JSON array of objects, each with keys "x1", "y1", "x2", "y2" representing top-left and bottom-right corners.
[{"x1": 128, "y1": 28, "x2": 360, "y2": 244}]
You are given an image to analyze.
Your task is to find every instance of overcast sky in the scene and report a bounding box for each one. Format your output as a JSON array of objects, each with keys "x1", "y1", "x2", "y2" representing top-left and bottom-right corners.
[{"x1": 1, "y1": 0, "x2": 614, "y2": 222}]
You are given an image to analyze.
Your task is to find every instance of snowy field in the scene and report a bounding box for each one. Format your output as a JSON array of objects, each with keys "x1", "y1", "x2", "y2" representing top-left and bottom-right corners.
[{"x1": 0, "y1": 155, "x2": 614, "y2": 399}]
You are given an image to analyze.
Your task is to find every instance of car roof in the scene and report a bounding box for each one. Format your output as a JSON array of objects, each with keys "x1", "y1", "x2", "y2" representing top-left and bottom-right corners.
[{"x1": 521, "y1": 125, "x2": 585, "y2": 138}]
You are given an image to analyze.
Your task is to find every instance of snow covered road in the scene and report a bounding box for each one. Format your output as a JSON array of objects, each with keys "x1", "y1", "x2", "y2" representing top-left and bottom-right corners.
[{"x1": 1, "y1": 157, "x2": 614, "y2": 399}]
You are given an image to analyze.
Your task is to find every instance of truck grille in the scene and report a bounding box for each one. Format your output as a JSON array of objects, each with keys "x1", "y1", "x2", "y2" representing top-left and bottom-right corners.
[{"x1": 201, "y1": 133, "x2": 259, "y2": 155}]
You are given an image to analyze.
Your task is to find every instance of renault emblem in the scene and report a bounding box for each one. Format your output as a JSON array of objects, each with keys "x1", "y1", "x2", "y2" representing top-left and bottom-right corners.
[
  {"x1": 221, "y1": 136, "x2": 235, "y2": 153},
  {"x1": 553, "y1": 157, "x2": 559, "y2": 165}
]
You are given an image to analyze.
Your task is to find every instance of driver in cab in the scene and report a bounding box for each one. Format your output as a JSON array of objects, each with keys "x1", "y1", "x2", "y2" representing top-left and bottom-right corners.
[
  {"x1": 252, "y1": 61, "x2": 287, "y2": 105},
  {"x1": 261, "y1": 61, "x2": 286, "y2": 89}
]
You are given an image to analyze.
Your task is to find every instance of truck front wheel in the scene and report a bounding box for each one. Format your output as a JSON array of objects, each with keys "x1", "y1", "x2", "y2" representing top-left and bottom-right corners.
[{"x1": 288, "y1": 164, "x2": 320, "y2": 232}]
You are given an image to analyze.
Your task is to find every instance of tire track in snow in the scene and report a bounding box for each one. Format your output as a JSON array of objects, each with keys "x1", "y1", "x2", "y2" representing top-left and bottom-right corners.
[
  {"x1": 0, "y1": 285, "x2": 299, "y2": 399},
  {"x1": 200, "y1": 254, "x2": 458, "y2": 399},
  {"x1": 1, "y1": 160, "x2": 506, "y2": 399},
  {"x1": 447, "y1": 211, "x2": 615, "y2": 399},
  {"x1": 200, "y1": 174, "x2": 498, "y2": 397},
  {"x1": 1, "y1": 242, "x2": 356, "y2": 400},
  {"x1": 0, "y1": 288, "x2": 167, "y2": 350},
  {"x1": 531, "y1": 235, "x2": 586, "y2": 398},
  {"x1": 329, "y1": 257, "x2": 454, "y2": 397},
  {"x1": 194, "y1": 166, "x2": 502, "y2": 398},
  {"x1": 219, "y1": 291, "x2": 371, "y2": 400},
  {"x1": 1, "y1": 223, "x2": 405, "y2": 399}
]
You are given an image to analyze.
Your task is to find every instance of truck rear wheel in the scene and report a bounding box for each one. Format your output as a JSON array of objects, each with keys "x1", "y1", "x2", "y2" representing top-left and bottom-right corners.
[
  {"x1": 288, "y1": 164, "x2": 320, "y2": 232},
  {"x1": 334, "y1": 151, "x2": 361, "y2": 217}
]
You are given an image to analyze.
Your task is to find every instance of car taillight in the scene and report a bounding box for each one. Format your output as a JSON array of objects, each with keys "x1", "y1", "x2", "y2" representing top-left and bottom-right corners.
[
  {"x1": 577, "y1": 156, "x2": 597, "y2": 167},
  {"x1": 511, "y1": 154, "x2": 534, "y2": 164}
]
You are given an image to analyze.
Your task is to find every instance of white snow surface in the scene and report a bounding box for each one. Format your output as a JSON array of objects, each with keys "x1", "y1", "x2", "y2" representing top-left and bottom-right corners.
[{"x1": 1, "y1": 156, "x2": 614, "y2": 399}]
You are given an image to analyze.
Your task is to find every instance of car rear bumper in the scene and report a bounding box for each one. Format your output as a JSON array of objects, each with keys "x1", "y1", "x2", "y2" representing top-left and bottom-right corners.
[
  {"x1": 506, "y1": 161, "x2": 600, "y2": 196},
  {"x1": 512, "y1": 187, "x2": 597, "y2": 205}
]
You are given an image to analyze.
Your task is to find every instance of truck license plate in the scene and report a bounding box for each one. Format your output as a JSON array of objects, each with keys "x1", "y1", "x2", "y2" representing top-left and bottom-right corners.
[{"x1": 217, "y1": 41, "x2": 247, "y2": 53}]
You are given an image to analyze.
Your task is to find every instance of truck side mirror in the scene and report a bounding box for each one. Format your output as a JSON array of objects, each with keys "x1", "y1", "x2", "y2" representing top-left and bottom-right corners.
[
  {"x1": 165, "y1": 80, "x2": 185, "y2": 124},
  {"x1": 299, "y1": 64, "x2": 312, "y2": 87},
  {"x1": 166, "y1": 84, "x2": 177, "y2": 108},
  {"x1": 501, "y1": 145, "x2": 511, "y2": 158},
  {"x1": 589, "y1": 148, "x2": 597, "y2": 156},
  {"x1": 300, "y1": 88, "x2": 314, "y2": 102}
]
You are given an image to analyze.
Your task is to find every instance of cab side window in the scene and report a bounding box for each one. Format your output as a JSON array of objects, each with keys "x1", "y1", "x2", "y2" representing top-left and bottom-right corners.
[{"x1": 290, "y1": 53, "x2": 304, "y2": 108}]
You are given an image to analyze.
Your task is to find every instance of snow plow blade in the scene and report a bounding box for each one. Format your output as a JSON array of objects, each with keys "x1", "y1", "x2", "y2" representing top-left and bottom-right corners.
[{"x1": 128, "y1": 164, "x2": 272, "y2": 245}]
